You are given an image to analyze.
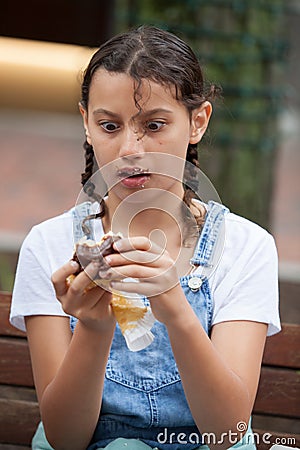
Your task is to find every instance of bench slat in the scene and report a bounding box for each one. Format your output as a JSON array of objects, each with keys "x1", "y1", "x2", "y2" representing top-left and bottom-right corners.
[
  {"x1": 0, "y1": 445, "x2": 31, "y2": 450},
  {"x1": 263, "y1": 323, "x2": 300, "y2": 369},
  {"x1": 0, "y1": 338, "x2": 34, "y2": 387},
  {"x1": 254, "y1": 366, "x2": 300, "y2": 418},
  {"x1": 0, "y1": 385, "x2": 37, "y2": 402},
  {"x1": 0, "y1": 397, "x2": 40, "y2": 446},
  {"x1": 0, "y1": 293, "x2": 25, "y2": 338}
]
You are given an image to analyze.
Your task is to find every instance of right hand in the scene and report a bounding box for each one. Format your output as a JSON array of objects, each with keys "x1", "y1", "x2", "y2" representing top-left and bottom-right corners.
[{"x1": 51, "y1": 260, "x2": 116, "y2": 333}]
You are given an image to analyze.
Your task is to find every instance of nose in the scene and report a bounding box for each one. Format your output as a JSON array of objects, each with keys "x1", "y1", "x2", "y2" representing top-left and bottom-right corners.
[{"x1": 118, "y1": 126, "x2": 145, "y2": 159}]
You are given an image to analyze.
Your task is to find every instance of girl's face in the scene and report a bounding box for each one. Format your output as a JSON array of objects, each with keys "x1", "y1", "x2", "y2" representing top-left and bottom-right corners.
[{"x1": 81, "y1": 69, "x2": 211, "y2": 202}]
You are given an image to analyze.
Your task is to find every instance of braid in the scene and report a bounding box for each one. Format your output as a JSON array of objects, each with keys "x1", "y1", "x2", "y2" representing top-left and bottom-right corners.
[
  {"x1": 80, "y1": 140, "x2": 106, "y2": 236},
  {"x1": 81, "y1": 140, "x2": 95, "y2": 187},
  {"x1": 186, "y1": 143, "x2": 200, "y2": 168},
  {"x1": 181, "y1": 144, "x2": 206, "y2": 246}
]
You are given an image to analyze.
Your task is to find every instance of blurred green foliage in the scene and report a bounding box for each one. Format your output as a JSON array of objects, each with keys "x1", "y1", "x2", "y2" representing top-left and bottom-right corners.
[
  {"x1": 114, "y1": 0, "x2": 290, "y2": 228},
  {"x1": 0, "y1": 253, "x2": 17, "y2": 292}
]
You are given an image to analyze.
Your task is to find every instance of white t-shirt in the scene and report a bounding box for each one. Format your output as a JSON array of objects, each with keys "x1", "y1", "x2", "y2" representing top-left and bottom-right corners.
[{"x1": 10, "y1": 206, "x2": 281, "y2": 336}]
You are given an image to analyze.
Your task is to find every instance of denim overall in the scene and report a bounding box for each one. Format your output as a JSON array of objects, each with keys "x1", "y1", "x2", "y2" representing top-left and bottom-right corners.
[{"x1": 32, "y1": 201, "x2": 256, "y2": 450}]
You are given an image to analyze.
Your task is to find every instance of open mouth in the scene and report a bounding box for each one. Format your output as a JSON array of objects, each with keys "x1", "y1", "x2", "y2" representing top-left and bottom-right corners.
[
  {"x1": 117, "y1": 167, "x2": 151, "y2": 188},
  {"x1": 117, "y1": 167, "x2": 149, "y2": 178}
]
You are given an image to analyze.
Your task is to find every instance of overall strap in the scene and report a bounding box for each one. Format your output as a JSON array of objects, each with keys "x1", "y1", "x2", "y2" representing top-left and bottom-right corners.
[
  {"x1": 70, "y1": 201, "x2": 94, "y2": 334},
  {"x1": 190, "y1": 201, "x2": 229, "y2": 269},
  {"x1": 72, "y1": 201, "x2": 93, "y2": 242}
]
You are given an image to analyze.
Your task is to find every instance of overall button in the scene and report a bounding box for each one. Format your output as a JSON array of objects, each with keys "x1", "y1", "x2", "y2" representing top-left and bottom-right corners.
[{"x1": 188, "y1": 276, "x2": 203, "y2": 292}]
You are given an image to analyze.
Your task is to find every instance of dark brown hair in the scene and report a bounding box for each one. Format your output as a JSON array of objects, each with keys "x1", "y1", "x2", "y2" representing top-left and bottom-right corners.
[{"x1": 80, "y1": 25, "x2": 220, "y2": 234}]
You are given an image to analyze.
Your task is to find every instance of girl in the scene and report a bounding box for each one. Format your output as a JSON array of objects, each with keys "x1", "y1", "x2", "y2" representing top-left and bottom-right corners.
[{"x1": 10, "y1": 26, "x2": 280, "y2": 450}]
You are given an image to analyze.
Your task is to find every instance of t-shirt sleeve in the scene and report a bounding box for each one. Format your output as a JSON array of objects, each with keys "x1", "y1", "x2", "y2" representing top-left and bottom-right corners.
[
  {"x1": 10, "y1": 225, "x2": 69, "y2": 332},
  {"x1": 211, "y1": 217, "x2": 281, "y2": 336}
]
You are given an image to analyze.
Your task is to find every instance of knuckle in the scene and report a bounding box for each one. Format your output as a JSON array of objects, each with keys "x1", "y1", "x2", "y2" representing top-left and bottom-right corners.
[
  {"x1": 134, "y1": 236, "x2": 150, "y2": 249},
  {"x1": 62, "y1": 303, "x2": 76, "y2": 317},
  {"x1": 60, "y1": 300, "x2": 70, "y2": 314},
  {"x1": 68, "y1": 283, "x2": 82, "y2": 297},
  {"x1": 144, "y1": 237, "x2": 152, "y2": 248},
  {"x1": 51, "y1": 272, "x2": 59, "y2": 285}
]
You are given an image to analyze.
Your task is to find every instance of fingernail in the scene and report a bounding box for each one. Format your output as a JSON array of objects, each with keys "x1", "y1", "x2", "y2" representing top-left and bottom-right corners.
[
  {"x1": 104, "y1": 255, "x2": 111, "y2": 264},
  {"x1": 70, "y1": 260, "x2": 79, "y2": 269},
  {"x1": 113, "y1": 240, "x2": 122, "y2": 251},
  {"x1": 99, "y1": 269, "x2": 112, "y2": 279}
]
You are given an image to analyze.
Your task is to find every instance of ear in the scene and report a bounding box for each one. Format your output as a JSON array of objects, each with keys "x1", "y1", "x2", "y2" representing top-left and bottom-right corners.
[
  {"x1": 189, "y1": 101, "x2": 212, "y2": 145},
  {"x1": 79, "y1": 102, "x2": 92, "y2": 144}
]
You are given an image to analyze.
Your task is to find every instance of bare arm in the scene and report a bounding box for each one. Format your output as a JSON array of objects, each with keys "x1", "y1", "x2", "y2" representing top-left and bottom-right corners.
[{"x1": 26, "y1": 260, "x2": 115, "y2": 450}]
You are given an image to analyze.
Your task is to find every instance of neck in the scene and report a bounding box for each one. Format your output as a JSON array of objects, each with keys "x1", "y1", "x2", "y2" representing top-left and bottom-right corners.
[
  {"x1": 102, "y1": 187, "x2": 198, "y2": 276},
  {"x1": 103, "y1": 185, "x2": 186, "y2": 241}
]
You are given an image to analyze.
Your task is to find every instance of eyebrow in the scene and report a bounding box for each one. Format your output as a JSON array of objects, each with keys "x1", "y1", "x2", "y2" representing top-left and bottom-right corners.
[
  {"x1": 93, "y1": 108, "x2": 120, "y2": 117},
  {"x1": 142, "y1": 108, "x2": 173, "y2": 117},
  {"x1": 92, "y1": 108, "x2": 173, "y2": 117}
]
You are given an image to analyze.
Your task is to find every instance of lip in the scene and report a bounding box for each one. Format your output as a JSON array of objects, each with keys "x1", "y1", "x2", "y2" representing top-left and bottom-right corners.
[
  {"x1": 117, "y1": 166, "x2": 151, "y2": 188},
  {"x1": 117, "y1": 167, "x2": 149, "y2": 178}
]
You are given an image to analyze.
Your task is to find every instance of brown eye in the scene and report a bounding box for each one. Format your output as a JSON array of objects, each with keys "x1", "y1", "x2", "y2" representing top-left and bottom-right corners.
[
  {"x1": 100, "y1": 122, "x2": 119, "y2": 132},
  {"x1": 147, "y1": 121, "x2": 165, "y2": 131}
]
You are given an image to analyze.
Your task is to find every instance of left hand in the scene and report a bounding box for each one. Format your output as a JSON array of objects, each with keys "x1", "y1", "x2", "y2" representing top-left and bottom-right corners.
[{"x1": 51, "y1": 260, "x2": 115, "y2": 333}]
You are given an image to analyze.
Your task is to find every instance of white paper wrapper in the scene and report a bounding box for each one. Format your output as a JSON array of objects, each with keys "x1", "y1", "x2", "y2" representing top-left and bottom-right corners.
[{"x1": 111, "y1": 292, "x2": 155, "y2": 352}]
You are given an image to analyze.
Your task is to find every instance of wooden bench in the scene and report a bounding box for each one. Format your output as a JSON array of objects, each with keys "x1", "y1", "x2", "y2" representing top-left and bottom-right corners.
[
  {"x1": 0, "y1": 291, "x2": 299, "y2": 449},
  {"x1": 0, "y1": 292, "x2": 40, "y2": 450},
  {"x1": 252, "y1": 323, "x2": 300, "y2": 449}
]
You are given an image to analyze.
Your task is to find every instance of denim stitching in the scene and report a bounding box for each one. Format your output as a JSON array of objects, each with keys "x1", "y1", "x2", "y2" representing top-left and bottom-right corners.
[{"x1": 190, "y1": 201, "x2": 228, "y2": 267}]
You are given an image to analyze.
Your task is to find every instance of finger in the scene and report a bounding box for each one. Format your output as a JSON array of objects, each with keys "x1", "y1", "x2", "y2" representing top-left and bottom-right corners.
[
  {"x1": 78, "y1": 282, "x2": 112, "y2": 309},
  {"x1": 67, "y1": 261, "x2": 102, "y2": 297},
  {"x1": 51, "y1": 260, "x2": 80, "y2": 297},
  {"x1": 105, "y1": 249, "x2": 162, "y2": 267},
  {"x1": 100, "y1": 265, "x2": 154, "y2": 280},
  {"x1": 113, "y1": 236, "x2": 161, "y2": 254},
  {"x1": 101, "y1": 263, "x2": 173, "y2": 281}
]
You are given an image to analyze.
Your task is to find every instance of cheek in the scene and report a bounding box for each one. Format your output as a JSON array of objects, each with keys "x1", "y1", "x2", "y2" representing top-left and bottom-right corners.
[
  {"x1": 169, "y1": 122, "x2": 191, "y2": 146},
  {"x1": 90, "y1": 136, "x2": 116, "y2": 167},
  {"x1": 93, "y1": 152, "x2": 113, "y2": 171},
  {"x1": 158, "y1": 126, "x2": 189, "y2": 148},
  {"x1": 162, "y1": 134, "x2": 190, "y2": 157},
  {"x1": 92, "y1": 146, "x2": 112, "y2": 175}
]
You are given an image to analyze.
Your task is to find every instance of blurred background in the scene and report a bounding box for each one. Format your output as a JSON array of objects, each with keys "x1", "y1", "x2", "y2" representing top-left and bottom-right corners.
[{"x1": 0, "y1": 0, "x2": 299, "y2": 323}]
